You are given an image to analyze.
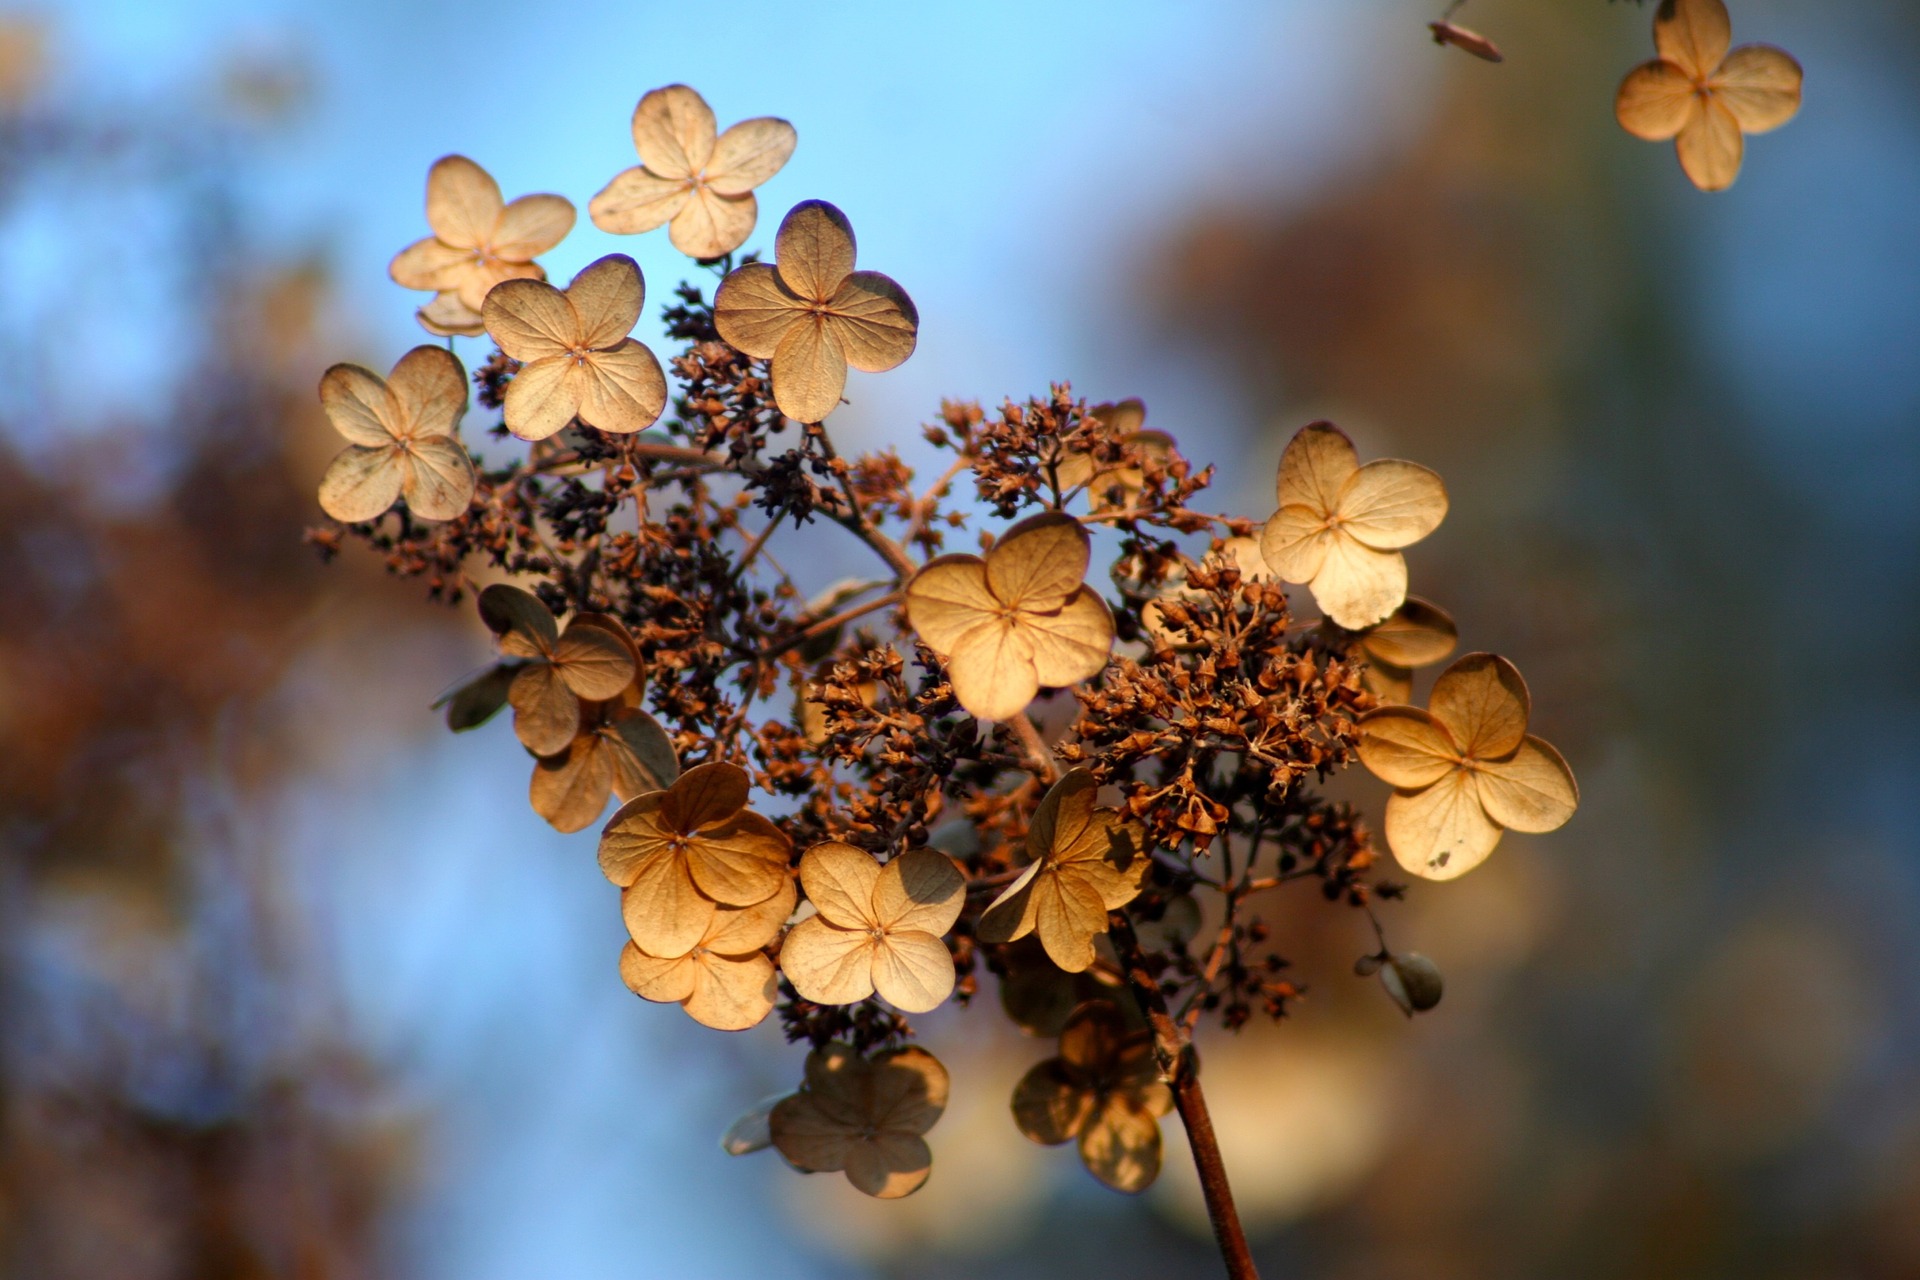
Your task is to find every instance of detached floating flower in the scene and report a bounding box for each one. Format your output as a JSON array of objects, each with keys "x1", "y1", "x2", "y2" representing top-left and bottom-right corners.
[{"x1": 316, "y1": 345, "x2": 476, "y2": 523}]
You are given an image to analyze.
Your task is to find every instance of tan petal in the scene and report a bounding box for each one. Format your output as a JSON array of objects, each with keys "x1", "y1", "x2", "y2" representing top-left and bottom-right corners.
[
  {"x1": 602, "y1": 709, "x2": 679, "y2": 802},
  {"x1": 825, "y1": 271, "x2": 917, "y2": 373},
  {"x1": 551, "y1": 625, "x2": 635, "y2": 700},
  {"x1": 436, "y1": 663, "x2": 516, "y2": 732},
  {"x1": 483, "y1": 278, "x2": 576, "y2": 361},
  {"x1": 1092, "y1": 398, "x2": 1147, "y2": 436},
  {"x1": 976, "y1": 860, "x2": 1042, "y2": 945},
  {"x1": 843, "y1": 1133, "x2": 932, "y2": 1199},
  {"x1": 318, "y1": 362, "x2": 400, "y2": 447},
  {"x1": 479, "y1": 583, "x2": 557, "y2": 653},
  {"x1": 389, "y1": 235, "x2": 472, "y2": 292},
  {"x1": 1358, "y1": 706, "x2": 1459, "y2": 790},
  {"x1": 386, "y1": 345, "x2": 467, "y2": 439},
  {"x1": 1429, "y1": 652, "x2": 1530, "y2": 760},
  {"x1": 1385, "y1": 770, "x2": 1504, "y2": 881},
  {"x1": 598, "y1": 793, "x2": 670, "y2": 884},
  {"x1": 416, "y1": 290, "x2": 486, "y2": 337},
  {"x1": 987, "y1": 512, "x2": 1091, "y2": 611},
  {"x1": 501, "y1": 355, "x2": 581, "y2": 442},
  {"x1": 401, "y1": 437, "x2": 476, "y2": 521},
  {"x1": 770, "y1": 1092, "x2": 852, "y2": 1171},
  {"x1": 1259, "y1": 505, "x2": 1333, "y2": 584},
  {"x1": 588, "y1": 167, "x2": 693, "y2": 236},
  {"x1": 530, "y1": 736, "x2": 613, "y2": 833},
  {"x1": 1034, "y1": 871, "x2": 1111, "y2": 973},
  {"x1": 1475, "y1": 735, "x2": 1578, "y2": 834},
  {"x1": 798, "y1": 841, "x2": 883, "y2": 928},
  {"x1": 1616, "y1": 58, "x2": 1700, "y2": 140},
  {"x1": 1010, "y1": 1061, "x2": 1092, "y2": 1145},
  {"x1": 452, "y1": 257, "x2": 544, "y2": 315},
  {"x1": 577, "y1": 341, "x2": 666, "y2": 435},
  {"x1": 566, "y1": 254, "x2": 645, "y2": 350},
  {"x1": 1361, "y1": 662, "x2": 1413, "y2": 705},
  {"x1": 1714, "y1": 44, "x2": 1803, "y2": 134},
  {"x1": 1309, "y1": 533, "x2": 1407, "y2": 631},
  {"x1": 874, "y1": 848, "x2": 964, "y2": 935},
  {"x1": 630, "y1": 84, "x2": 715, "y2": 181},
  {"x1": 1277, "y1": 421, "x2": 1357, "y2": 514},
  {"x1": 1362, "y1": 597, "x2": 1457, "y2": 668},
  {"x1": 1057, "y1": 999, "x2": 1125, "y2": 1068},
  {"x1": 779, "y1": 915, "x2": 878, "y2": 1005},
  {"x1": 1337, "y1": 459, "x2": 1448, "y2": 550},
  {"x1": 770, "y1": 317, "x2": 847, "y2": 422},
  {"x1": 775, "y1": 199, "x2": 856, "y2": 301},
  {"x1": 670, "y1": 187, "x2": 757, "y2": 260},
  {"x1": 619, "y1": 940, "x2": 697, "y2": 1003},
  {"x1": 870, "y1": 1045, "x2": 951, "y2": 1127},
  {"x1": 1024, "y1": 587, "x2": 1114, "y2": 689},
  {"x1": 904, "y1": 556, "x2": 997, "y2": 654},
  {"x1": 1078, "y1": 1097, "x2": 1162, "y2": 1193},
  {"x1": 706, "y1": 116, "x2": 797, "y2": 194},
  {"x1": 712, "y1": 262, "x2": 802, "y2": 358},
  {"x1": 685, "y1": 814, "x2": 790, "y2": 906},
  {"x1": 318, "y1": 445, "x2": 403, "y2": 522},
  {"x1": 945, "y1": 621, "x2": 1037, "y2": 722},
  {"x1": 508, "y1": 663, "x2": 580, "y2": 756},
  {"x1": 1029, "y1": 768, "x2": 1096, "y2": 861},
  {"x1": 661, "y1": 761, "x2": 748, "y2": 832},
  {"x1": 872, "y1": 932, "x2": 955, "y2": 1013},
  {"x1": 492, "y1": 193, "x2": 575, "y2": 261},
  {"x1": 623, "y1": 849, "x2": 717, "y2": 956},
  {"x1": 423, "y1": 154, "x2": 502, "y2": 249},
  {"x1": 1676, "y1": 91, "x2": 1745, "y2": 191},
  {"x1": 703, "y1": 876, "x2": 796, "y2": 953},
  {"x1": 682, "y1": 952, "x2": 778, "y2": 1030},
  {"x1": 1654, "y1": 0, "x2": 1730, "y2": 81}
]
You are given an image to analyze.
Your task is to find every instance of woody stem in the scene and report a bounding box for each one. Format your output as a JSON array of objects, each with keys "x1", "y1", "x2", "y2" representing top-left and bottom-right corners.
[{"x1": 1108, "y1": 913, "x2": 1260, "y2": 1280}]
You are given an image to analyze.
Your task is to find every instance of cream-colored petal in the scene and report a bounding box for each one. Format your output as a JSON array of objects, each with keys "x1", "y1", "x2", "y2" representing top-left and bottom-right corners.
[
  {"x1": 703, "y1": 876, "x2": 796, "y2": 953},
  {"x1": 1034, "y1": 871, "x2": 1111, "y2": 973},
  {"x1": 874, "y1": 848, "x2": 964, "y2": 935},
  {"x1": 1357, "y1": 706, "x2": 1459, "y2": 789},
  {"x1": 1337, "y1": 458, "x2": 1448, "y2": 550},
  {"x1": 566, "y1": 254, "x2": 645, "y2": 350},
  {"x1": 491, "y1": 193, "x2": 575, "y2": 261},
  {"x1": 416, "y1": 290, "x2": 486, "y2": 337},
  {"x1": 1616, "y1": 58, "x2": 1700, "y2": 141},
  {"x1": 1078, "y1": 1097, "x2": 1162, "y2": 1194},
  {"x1": 619, "y1": 940, "x2": 698, "y2": 1003},
  {"x1": 945, "y1": 622, "x2": 1038, "y2": 722},
  {"x1": 712, "y1": 262, "x2": 802, "y2": 358},
  {"x1": 402, "y1": 437, "x2": 477, "y2": 521},
  {"x1": 317, "y1": 445, "x2": 403, "y2": 522},
  {"x1": 872, "y1": 932, "x2": 955, "y2": 1013},
  {"x1": 684, "y1": 814, "x2": 790, "y2": 906},
  {"x1": 1714, "y1": 44, "x2": 1803, "y2": 134},
  {"x1": 551, "y1": 626, "x2": 636, "y2": 700},
  {"x1": 423, "y1": 154, "x2": 502, "y2": 249},
  {"x1": 1024, "y1": 587, "x2": 1114, "y2": 689},
  {"x1": 769, "y1": 317, "x2": 847, "y2": 422},
  {"x1": 501, "y1": 356, "x2": 581, "y2": 443},
  {"x1": 662, "y1": 761, "x2": 749, "y2": 832},
  {"x1": 824, "y1": 271, "x2": 917, "y2": 373},
  {"x1": 798, "y1": 841, "x2": 883, "y2": 929},
  {"x1": 1653, "y1": 0, "x2": 1730, "y2": 81},
  {"x1": 1092, "y1": 398, "x2": 1146, "y2": 436},
  {"x1": 452, "y1": 257, "x2": 544, "y2": 315},
  {"x1": 1385, "y1": 771, "x2": 1504, "y2": 881},
  {"x1": 483, "y1": 279, "x2": 576, "y2": 360},
  {"x1": 630, "y1": 83, "x2": 715, "y2": 181},
  {"x1": 843, "y1": 1134, "x2": 932, "y2": 1199},
  {"x1": 576, "y1": 340, "x2": 667, "y2": 435},
  {"x1": 1676, "y1": 93, "x2": 1745, "y2": 192},
  {"x1": 775, "y1": 199, "x2": 856, "y2": 301},
  {"x1": 976, "y1": 861, "x2": 1043, "y2": 945},
  {"x1": 1276, "y1": 420, "x2": 1357, "y2": 513},
  {"x1": 318, "y1": 362, "x2": 401, "y2": 447},
  {"x1": 1475, "y1": 735, "x2": 1578, "y2": 834},
  {"x1": 1363, "y1": 597, "x2": 1457, "y2": 668},
  {"x1": 530, "y1": 736, "x2": 613, "y2": 833},
  {"x1": 588, "y1": 167, "x2": 693, "y2": 236},
  {"x1": 779, "y1": 916, "x2": 878, "y2": 1005},
  {"x1": 603, "y1": 710, "x2": 680, "y2": 802},
  {"x1": 388, "y1": 236, "x2": 472, "y2": 292},
  {"x1": 682, "y1": 952, "x2": 778, "y2": 1030},
  {"x1": 1010, "y1": 1062, "x2": 1092, "y2": 1145},
  {"x1": 386, "y1": 345, "x2": 467, "y2": 439},
  {"x1": 1260, "y1": 505, "x2": 1334, "y2": 584},
  {"x1": 479, "y1": 583, "x2": 557, "y2": 652},
  {"x1": 904, "y1": 556, "x2": 996, "y2": 654},
  {"x1": 670, "y1": 187, "x2": 757, "y2": 260},
  {"x1": 987, "y1": 512, "x2": 1092, "y2": 611},
  {"x1": 706, "y1": 116, "x2": 796, "y2": 194},
  {"x1": 1429, "y1": 652, "x2": 1530, "y2": 760},
  {"x1": 623, "y1": 851, "x2": 717, "y2": 956},
  {"x1": 1308, "y1": 533, "x2": 1407, "y2": 631},
  {"x1": 508, "y1": 663, "x2": 580, "y2": 756}
]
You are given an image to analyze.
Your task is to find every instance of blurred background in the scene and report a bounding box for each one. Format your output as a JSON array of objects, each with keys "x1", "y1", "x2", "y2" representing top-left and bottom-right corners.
[{"x1": 2, "y1": 0, "x2": 1916, "y2": 1276}]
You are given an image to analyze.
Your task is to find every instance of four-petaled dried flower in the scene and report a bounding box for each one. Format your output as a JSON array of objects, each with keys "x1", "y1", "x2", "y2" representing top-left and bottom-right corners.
[
  {"x1": 780, "y1": 843, "x2": 965, "y2": 1013},
  {"x1": 317, "y1": 345, "x2": 476, "y2": 523},
  {"x1": 478, "y1": 586, "x2": 639, "y2": 757},
  {"x1": 621, "y1": 876, "x2": 795, "y2": 1030},
  {"x1": 1349, "y1": 596, "x2": 1458, "y2": 704},
  {"x1": 1260, "y1": 421, "x2": 1448, "y2": 631},
  {"x1": 590, "y1": 83, "x2": 796, "y2": 260},
  {"x1": 1615, "y1": 0, "x2": 1802, "y2": 192},
  {"x1": 599, "y1": 762, "x2": 792, "y2": 956},
  {"x1": 1010, "y1": 1000, "x2": 1171, "y2": 1193},
  {"x1": 530, "y1": 697, "x2": 679, "y2": 834},
  {"x1": 713, "y1": 200, "x2": 918, "y2": 423},
  {"x1": 1357, "y1": 653, "x2": 1578, "y2": 880},
  {"x1": 482, "y1": 254, "x2": 668, "y2": 440},
  {"x1": 978, "y1": 769, "x2": 1148, "y2": 972},
  {"x1": 388, "y1": 155, "x2": 575, "y2": 325},
  {"x1": 769, "y1": 1043, "x2": 949, "y2": 1199},
  {"x1": 905, "y1": 512, "x2": 1114, "y2": 722}
]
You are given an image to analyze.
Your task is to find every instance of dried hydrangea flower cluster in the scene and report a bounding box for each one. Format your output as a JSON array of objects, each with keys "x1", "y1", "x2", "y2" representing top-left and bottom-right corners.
[{"x1": 309, "y1": 83, "x2": 1580, "y2": 1258}]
